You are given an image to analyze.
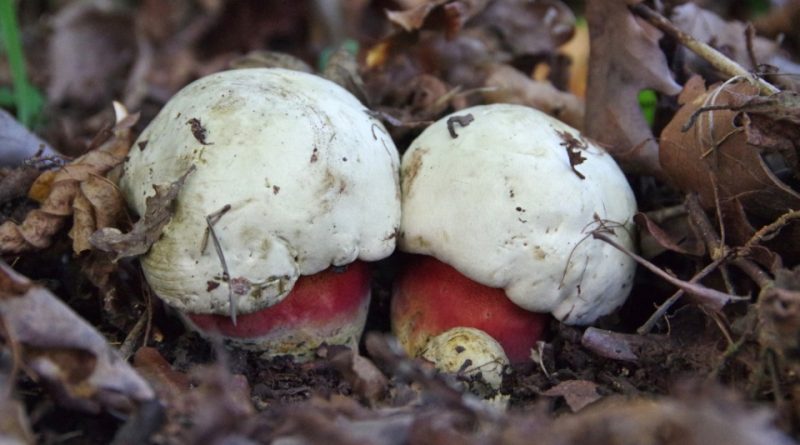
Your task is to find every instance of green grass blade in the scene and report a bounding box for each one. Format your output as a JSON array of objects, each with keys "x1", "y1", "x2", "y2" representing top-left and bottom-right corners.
[{"x1": 0, "y1": 0, "x2": 43, "y2": 127}]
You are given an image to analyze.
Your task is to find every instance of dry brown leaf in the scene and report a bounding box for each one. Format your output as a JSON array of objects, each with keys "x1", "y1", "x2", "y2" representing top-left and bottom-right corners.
[
  {"x1": 584, "y1": 0, "x2": 681, "y2": 177},
  {"x1": 0, "y1": 261, "x2": 154, "y2": 413},
  {"x1": 322, "y1": 46, "x2": 370, "y2": 105},
  {"x1": 0, "y1": 110, "x2": 136, "y2": 254},
  {"x1": 541, "y1": 380, "x2": 602, "y2": 412},
  {"x1": 660, "y1": 79, "x2": 800, "y2": 221},
  {"x1": 90, "y1": 165, "x2": 195, "y2": 261},
  {"x1": 549, "y1": 386, "x2": 793, "y2": 445},
  {"x1": 324, "y1": 345, "x2": 389, "y2": 405},
  {"x1": 0, "y1": 362, "x2": 34, "y2": 445},
  {"x1": 469, "y1": 0, "x2": 574, "y2": 56},
  {"x1": 47, "y1": 1, "x2": 135, "y2": 107},
  {"x1": 133, "y1": 347, "x2": 191, "y2": 409},
  {"x1": 0, "y1": 167, "x2": 40, "y2": 205},
  {"x1": 672, "y1": 3, "x2": 800, "y2": 78},
  {"x1": 635, "y1": 212, "x2": 706, "y2": 257},
  {"x1": 386, "y1": 0, "x2": 491, "y2": 37},
  {"x1": 483, "y1": 64, "x2": 584, "y2": 129}
]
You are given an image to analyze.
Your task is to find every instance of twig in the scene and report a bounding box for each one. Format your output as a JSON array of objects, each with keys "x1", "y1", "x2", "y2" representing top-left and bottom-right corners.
[
  {"x1": 743, "y1": 209, "x2": 800, "y2": 251},
  {"x1": 119, "y1": 311, "x2": 148, "y2": 360},
  {"x1": 629, "y1": 3, "x2": 779, "y2": 96},
  {"x1": 205, "y1": 209, "x2": 236, "y2": 325},
  {"x1": 637, "y1": 255, "x2": 726, "y2": 334},
  {"x1": 685, "y1": 194, "x2": 773, "y2": 288},
  {"x1": 592, "y1": 231, "x2": 747, "y2": 311}
]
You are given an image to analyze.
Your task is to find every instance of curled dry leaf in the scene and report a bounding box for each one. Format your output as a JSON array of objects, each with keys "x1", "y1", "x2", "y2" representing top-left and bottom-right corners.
[
  {"x1": 660, "y1": 77, "x2": 800, "y2": 221},
  {"x1": 386, "y1": 0, "x2": 491, "y2": 37},
  {"x1": 90, "y1": 165, "x2": 195, "y2": 261},
  {"x1": 0, "y1": 261, "x2": 154, "y2": 413},
  {"x1": 0, "y1": 109, "x2": 136, "y2": 254},
  {"x1": 584, "y1": 0, "x2": 681, "y2": 177},
  {"x1": 634, "y1": 212, "x2": 706, "y2": 257}
]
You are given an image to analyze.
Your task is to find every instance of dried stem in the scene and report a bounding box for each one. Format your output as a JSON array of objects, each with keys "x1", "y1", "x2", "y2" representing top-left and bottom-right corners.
[
  {"x1": 637, "y1": 255, "x2": 726, "y2": 335},
  {"x1": 592, "y1": 231, "x2": 747, "y2": 311},
  {"x1": 119, "y1": 311, "x2": 148, "y2": 360},
  {"x1": 744, "y1": 209, "x2": 800, "y2": 251},
  {"x1": 206, "y1": 210, "x2": 236, "y2": 325},
  {"x1": 629, "y1": 3, "x2": 779, "y2": 95}
]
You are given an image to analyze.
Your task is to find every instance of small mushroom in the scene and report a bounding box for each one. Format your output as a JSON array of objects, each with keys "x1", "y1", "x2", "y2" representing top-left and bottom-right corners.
[
  {"x1": 393, "y1": 104, "x2": 637, "y2": 363},
  {"x1": 421, "y1": 327, "x2": 509, "y2": 403},
  {"x1": 120, "y1": 68, "x2": 401, "y2": 359}
]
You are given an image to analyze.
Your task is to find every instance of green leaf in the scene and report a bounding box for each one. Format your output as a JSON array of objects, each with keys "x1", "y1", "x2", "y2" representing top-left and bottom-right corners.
[
  {"x1": 638, "y1": 89, "x2": 657, "y2": 127},
  {"x1": 0, "y1": 0, "x2": 44, "y2": 127}
]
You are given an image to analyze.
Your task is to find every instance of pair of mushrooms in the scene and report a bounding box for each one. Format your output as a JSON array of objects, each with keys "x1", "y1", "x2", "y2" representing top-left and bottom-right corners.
[{"x1": 120, "y1": 68, "x2": 636, "y2": 388}]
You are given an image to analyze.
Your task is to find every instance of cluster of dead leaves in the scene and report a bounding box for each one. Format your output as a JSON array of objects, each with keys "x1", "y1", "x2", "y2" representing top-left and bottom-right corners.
[{"x1": 0, "y1": 104, "x2": 134, "y2": 255}]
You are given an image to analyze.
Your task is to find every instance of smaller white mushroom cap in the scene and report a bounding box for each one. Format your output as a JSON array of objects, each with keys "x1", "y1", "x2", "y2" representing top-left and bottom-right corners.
[
  {"x1": 421, "y1": 327, "x2": 509, "y2": 399},
  {"x1": 120, "y1": 68, "x2": 400, "y2": 315},
  {"x1": 400, "y1": 104, "x2": 637, "y2": 324}
]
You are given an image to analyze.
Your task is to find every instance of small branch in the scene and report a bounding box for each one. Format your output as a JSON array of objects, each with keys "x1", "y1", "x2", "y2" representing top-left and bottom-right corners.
[
  {"x1": 593, "y1": 231, "x2": 747, "y2": 311},
  {"x1": 744, "y1": 209, "x2": 800, "y2": 251},
  {"x1": 119, "y1": 311, "x2": 148, "y2": 360},
  {"x1": 637, "y1": 255, "x2": 726, "y2": 335},
  {"x1": 629, "y1": 3, "x2": 779, "y2": 96}
]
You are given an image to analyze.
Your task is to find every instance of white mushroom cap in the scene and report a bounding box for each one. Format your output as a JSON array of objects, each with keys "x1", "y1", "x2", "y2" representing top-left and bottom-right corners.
[
  {"x1": 400, "y1": 104, "x2": 637, "y2": 324},
  {"x1": 120, "y1": 68, "x2": 400, "y2": 315}
]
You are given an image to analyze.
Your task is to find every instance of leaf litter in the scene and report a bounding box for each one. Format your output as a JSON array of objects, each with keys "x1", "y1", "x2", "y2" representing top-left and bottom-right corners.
[{"x1": 3, "y1": 1, "x2": 800, "y2": 444}]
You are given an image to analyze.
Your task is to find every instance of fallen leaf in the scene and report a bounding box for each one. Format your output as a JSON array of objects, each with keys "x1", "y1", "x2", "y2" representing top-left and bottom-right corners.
[
  {"x1": 541, "y1": 380, "x2": 602, "y2": 412},
  {"x1": 0, "y1": 108, "x2": 59, "y2": 167},
  {"x1": 0, "y1": 261, "x2": 154, "y2": 413},
  {"x1": 584, "y1": 0, "x2": 681, "y2": 177},
  {"x1": 580, "y1": 327, "x2": 642, "y2": 362},
  {"x1": 0, "y1": 167, "x2": 40, "y2": 205},
  {"x1": 557, "y1": 129, "x2": 587, "y2": 179},
  {"x1": 549, "y1": 384, "x2": 794, "y2": 445},
  {"x1": 660, "y1": 79, "x2": 800, "y2": 221},
  {"x1": 0, "y1": 107, "x2": 136, "y2": 254},
  {"x1": 324, "y1": 345, "x2": 389, "y2": 405},
  {"x1": 47, "y1": 1, "x2": 136, "y2": 107},
  {"x1": 322, "y1": 46, "x2": 370, "y2": 105},
  {"x1": 634, "y1": 212, "x2": 706, "y2": 257},
  {"x1": 90, "y1": 165, "x2": 195, "y2": 261},
  {"x1": 469, "y1": 0, "x2": 574, "y2": 56},
  {"x1": 386, "y1": 0, "x2": 491, "y2": 37},
  {"x1": 671, "y1": 3, "x2": 800, "y2": 78},
  {"x1": 69, "y1": 174, "x2": 126, "y2": 254},
  {"x1": 483, "y1": 64, "x2": 584, "y2": 129},
  {"x1": 0, "y1": 362, "x2": 35, "y2": 445}
]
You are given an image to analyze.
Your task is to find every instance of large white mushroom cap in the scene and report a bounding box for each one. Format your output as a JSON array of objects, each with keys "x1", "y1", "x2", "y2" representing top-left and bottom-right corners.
[
  {"x1": 400, "y1": 104, "x2": 637, "y2": 324},
  {"x1": 120, "y1": 68, "x2": 400, "y2": 315}
]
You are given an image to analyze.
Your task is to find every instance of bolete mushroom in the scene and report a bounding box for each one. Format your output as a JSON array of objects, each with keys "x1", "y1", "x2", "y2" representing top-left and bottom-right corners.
[
  {"x1": 120, "y1": 68, "x2": 400, "y2": 359},
  {"x1": 393, "y1": 104, "x2": 637, "y2": 363}
]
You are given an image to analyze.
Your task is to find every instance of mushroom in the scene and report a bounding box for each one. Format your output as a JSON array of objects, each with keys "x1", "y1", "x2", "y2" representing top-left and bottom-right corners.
[
  {"x1": 393, "y1": 104, "x2": 637, "y2": 363},
  {"x1": 421, "y1": 327, "x2": 509, "y2": 404},
  {"x1": 119, "y1": 68, "x2": 400, "y2": 359}
]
